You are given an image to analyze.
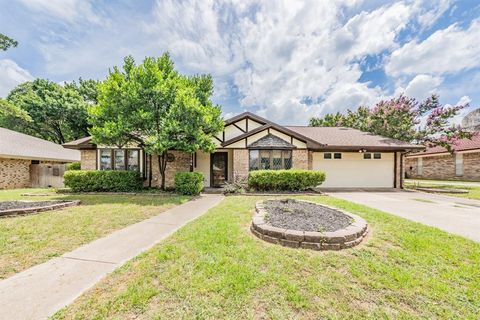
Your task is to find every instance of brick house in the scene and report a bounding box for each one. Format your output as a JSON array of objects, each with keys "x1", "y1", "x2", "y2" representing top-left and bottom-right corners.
[
  {"x1": 405, "y1": 134, "x2": 480, "y2": 181},
  {"x1": 0, "y1": 128, "x2": 80, "y2": 189},
  {"x1": 63, "y1": 112, "x2": 422, "y2": 189}
]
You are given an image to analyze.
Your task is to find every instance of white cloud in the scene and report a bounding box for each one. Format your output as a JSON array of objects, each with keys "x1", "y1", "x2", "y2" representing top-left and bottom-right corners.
[
  {"x1": 386, "y1": 19, "x2": 480, "y2": 76},
  {"x1": 17, "y1": 0, "x2": 102, "y2": 25},
  {"x1": 0, "y1": 59, "x2": 34, "y2": 97},
  {"x1": 402, "y1": 74, "x2": 443, "y2": 100}
]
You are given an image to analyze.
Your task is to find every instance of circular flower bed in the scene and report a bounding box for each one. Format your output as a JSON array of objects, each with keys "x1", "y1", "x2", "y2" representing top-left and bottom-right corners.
[
  {"x1": 0, "y1": 200, "x2": 81, "y2": 217},
  {"x1": 251, "y1": 199, "x2": 368, "y2": 250}
]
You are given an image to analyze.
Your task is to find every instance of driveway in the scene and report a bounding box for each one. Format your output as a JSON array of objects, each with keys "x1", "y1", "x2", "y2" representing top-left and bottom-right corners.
[{"x1": 330, "y1": 191, "x2": 480, "y2": 242}]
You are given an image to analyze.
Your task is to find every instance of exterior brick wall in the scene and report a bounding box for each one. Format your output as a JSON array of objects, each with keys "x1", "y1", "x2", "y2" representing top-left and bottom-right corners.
[
  {"x1": 292, "y1": 149, "x2": 308, "y2": 169},
  {"x1": 0, "y1": 158, "x2": 31, "y2": 189},
  {"x1": 405, "y1": 151, "x2": 480, "y2": 181},
  {"x1": 151, "y1": 151, "x2": 192, "y2": 188},
  {"x1": 80, "y1": 150, "x2": 96, "y2": 170},
  {"x1": 233, "y1": 149, "x2": 249, "y2": 183}
]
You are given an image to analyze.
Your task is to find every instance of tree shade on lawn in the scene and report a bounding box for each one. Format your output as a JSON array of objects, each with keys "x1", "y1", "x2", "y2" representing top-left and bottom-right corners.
[{"x1": 53, "y1": 196, "x2": 479, "y2": 319}]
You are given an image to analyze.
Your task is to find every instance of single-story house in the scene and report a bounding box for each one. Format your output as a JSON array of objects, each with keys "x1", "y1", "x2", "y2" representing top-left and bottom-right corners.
[
  {"x1": 405, "y1": 134, "x2": 480, "y2": 181},
  {"x1": 63, "y1": 112, "x2": 423, "y2": 189},
  {"x1": 0, "y1": 127, "x2": 81, "y2": 189}
]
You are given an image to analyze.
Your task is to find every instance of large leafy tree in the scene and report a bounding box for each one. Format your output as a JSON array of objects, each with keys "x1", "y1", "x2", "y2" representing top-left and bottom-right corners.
[
  {"x1": 2, "y1": 79, "x2": 91, "y2": 144},
  {"x1": 89, "y1": 54, "x2": 224, "y2": 189},
  {"x1": 309, "y1": 94, "x2": 473, "y2": 151},
  {"x1": 0, "y1": 33, "x2": 17, "y2": 51}
]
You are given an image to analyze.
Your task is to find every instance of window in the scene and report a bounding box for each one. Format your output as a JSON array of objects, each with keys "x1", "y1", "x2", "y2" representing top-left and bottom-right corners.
[
  {"x1": 99, "y1": 149, "x2": 141, "y2": 171},
  {"x1": 455, "y1": 153, "x2": 463, "y2": 176},
  {"x1": 324, "y1": 153, "x2": 332, "y2": 159},
  {"x1": 100, "y1": 149, "x2": 112, "y2": 170},
  {"x1": 249, "y1": 150, "x2": 292, "y2": 171},
  {"x1": 334, "y1": 153, "x2": 342, "y2": 159},
  {"x1": 373, "y1": 153, "x2": 381, "y2": 159},
  {"x1": 114, "y1": 150, "x2": 125, "y2": 170},
  {"x1": 127, "y1": 150, "x2": 139, "y2": 171},
  {"x1": 363, "y1": 153, "x2": 371, "y2": 159}
]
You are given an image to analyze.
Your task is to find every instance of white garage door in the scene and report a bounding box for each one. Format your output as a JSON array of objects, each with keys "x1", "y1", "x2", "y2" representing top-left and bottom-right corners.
[{"x1": 312, "y1": 152, "x2": 394, "y2": 188}]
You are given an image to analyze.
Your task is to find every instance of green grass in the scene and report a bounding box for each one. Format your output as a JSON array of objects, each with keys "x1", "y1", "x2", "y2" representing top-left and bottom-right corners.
[
  {"x1": 405, "y1": 183, "x2": 480, "y2": 200},
  {"x1": 53, "y1": 195, "x2": 480, "y2": 319},
  {"x1": 0, "y1": 188, "x2": 190, "y2": 279}
]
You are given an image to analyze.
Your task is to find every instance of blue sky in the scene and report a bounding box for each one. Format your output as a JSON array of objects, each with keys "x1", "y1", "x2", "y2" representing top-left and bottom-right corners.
[{"x1": 1, "y1": 0, "x2": 479, "y2": 125}]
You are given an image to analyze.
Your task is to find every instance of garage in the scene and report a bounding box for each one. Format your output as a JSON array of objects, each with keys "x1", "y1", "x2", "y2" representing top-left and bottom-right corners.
[{"x1": 312, "y1": 152, "x2": 395, "y2": 188}]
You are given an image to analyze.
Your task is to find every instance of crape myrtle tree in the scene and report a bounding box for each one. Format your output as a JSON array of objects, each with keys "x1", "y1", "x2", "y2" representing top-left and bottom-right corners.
[
  {"x1": 309, "y1": 94, "x2": 474, "y2": 151},
  {"x1": 89, "y1": 54, "x2": 224, "y2": 190},
  {"x1": 0, "y1": 33, "x2": 18, "y2": 51},
  {"x1": 2, "y1": 79, "x2": 92, "y2": 144}
]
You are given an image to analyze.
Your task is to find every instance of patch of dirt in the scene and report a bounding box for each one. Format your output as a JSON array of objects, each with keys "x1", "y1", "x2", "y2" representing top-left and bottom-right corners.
[
  {"x1": 0, "y1": 200, "x2": 69, "y2": 212},
  {"x1": 264, "y1": 199, "x2": 353, "y2": 232}
]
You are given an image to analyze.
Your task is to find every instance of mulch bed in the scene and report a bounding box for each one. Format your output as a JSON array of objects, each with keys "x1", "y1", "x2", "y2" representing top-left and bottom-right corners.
[{"x1": 263, "y1": 199, "x2": 353, "y2": 232}]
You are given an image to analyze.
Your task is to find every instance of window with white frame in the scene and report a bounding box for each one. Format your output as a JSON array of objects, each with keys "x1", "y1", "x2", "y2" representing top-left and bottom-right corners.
[
  {"x1": 455, "y1": 153, "x2": 463, "y2": 176},
  {"x1": 363, "y1": 153, "x2": 381, "y2": 159},
  {"x1": 324, "y1": 152, "x2": 342, "y2": 159}
]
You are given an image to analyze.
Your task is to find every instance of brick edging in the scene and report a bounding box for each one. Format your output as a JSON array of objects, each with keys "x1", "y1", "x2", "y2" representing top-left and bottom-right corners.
[
  {"x1": 0, "y1": 200, "x2": 81, "y2": 218},
  {"x1": 251, "y1": 199, "x2": 368, "y2": 250}
]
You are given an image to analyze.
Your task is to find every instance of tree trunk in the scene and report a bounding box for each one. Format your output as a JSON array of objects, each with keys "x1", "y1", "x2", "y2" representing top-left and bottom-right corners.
[{"x1": 157, "y1": 151, "x2": 168, "y2": 190}]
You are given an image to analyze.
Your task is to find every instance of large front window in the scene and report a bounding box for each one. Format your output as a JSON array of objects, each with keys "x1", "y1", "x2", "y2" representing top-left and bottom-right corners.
[
  {"x1": 249, "y1": 150, "x2": 292, "y2": 171},
  {"x1": 99, "y1": 149, "x2": 140, "y2": 171}
]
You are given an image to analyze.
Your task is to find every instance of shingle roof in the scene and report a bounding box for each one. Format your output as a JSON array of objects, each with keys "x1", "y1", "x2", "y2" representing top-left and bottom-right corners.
[
  {"x1": 0, "y1": 127, "x2": 80, "y2": 162},
  {"x1": 285, "y1": 126, "x2": 423, "y2": 151},
  {"x1": 62, "y1": 136, "x2": 95, "y2": 149},
  {"x1": 408, "y1": 133, "x2": 480, "y2": 156},
  {"x1": 248, "y1": 133, "x2": 296, "y2": 149}
]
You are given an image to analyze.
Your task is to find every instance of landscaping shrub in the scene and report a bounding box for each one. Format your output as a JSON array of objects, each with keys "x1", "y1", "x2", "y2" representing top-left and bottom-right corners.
[
  {"x1": 66, "y1": 162, "x2": 81, "y2": 170},
  {"x1": 248, "y1": 169, "x2": 325, "y2": 191},
  {"x1": 174, "y1": 172, "x2": 204, "y2": 195},
  {"x1": 64, "y1": 170, "x2": 142, "y2": 192}
]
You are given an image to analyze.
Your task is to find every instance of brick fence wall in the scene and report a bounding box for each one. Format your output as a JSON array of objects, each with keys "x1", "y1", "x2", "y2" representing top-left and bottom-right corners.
[
  {"x1": 0, "y1": 158, "x2": 31, "y2": 189},
  {"x1": 405, "y1": 152, "x2": 480, "y2": 181}
]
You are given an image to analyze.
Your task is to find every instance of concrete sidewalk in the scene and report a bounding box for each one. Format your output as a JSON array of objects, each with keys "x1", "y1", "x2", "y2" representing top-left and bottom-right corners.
[{"x1": 0, "y1": 194, "x2": 223, "y2": 320}]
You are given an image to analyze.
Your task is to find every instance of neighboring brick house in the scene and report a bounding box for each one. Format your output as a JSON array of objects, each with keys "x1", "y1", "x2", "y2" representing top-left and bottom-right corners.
[
  {"x1": 63, "y1": 112, "x2": 423, "y2": 189},
  {"x1": 0, "y1": 128, "x2": 80, "y2": 189},
  {"x1": 405, "y1": 134, "x2": 480, "y2": 181}
]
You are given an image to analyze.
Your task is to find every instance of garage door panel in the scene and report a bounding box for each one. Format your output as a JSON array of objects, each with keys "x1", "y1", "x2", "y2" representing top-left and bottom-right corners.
[{"x1": 312, "y1": 152, "x2": 394, "y2": 188}]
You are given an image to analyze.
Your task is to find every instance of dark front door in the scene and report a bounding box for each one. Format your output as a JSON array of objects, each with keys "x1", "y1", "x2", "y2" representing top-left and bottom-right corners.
[{"x1": 211, "y1": 152, "x2": 228, "y2": 187}]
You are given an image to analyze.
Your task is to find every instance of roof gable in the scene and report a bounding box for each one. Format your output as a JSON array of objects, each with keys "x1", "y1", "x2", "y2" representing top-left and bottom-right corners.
[{"x1": 247, "y1": 133, "x2": 296, "y2": 149}]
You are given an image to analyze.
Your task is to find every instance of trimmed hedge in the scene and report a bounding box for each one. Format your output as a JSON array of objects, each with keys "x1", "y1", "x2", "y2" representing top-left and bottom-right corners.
[
  {"x1": 248, "y1": 169, "x2": 325, "y2": 191},
  {"x1": 64, "y1": 170, "x2": 142, "y2": 192},
  {"x1": 174, "y1": 172, "x2": 204, "y2": 195},
  {"x1": 66, "y1": 162, "x2": 81, "y2": 171}
]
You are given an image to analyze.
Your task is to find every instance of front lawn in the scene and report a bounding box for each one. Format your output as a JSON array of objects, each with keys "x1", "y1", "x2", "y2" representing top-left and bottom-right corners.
[
  {"x1": 405, "y1": 182, "x2": 480, "y2": 200},
  {"x1": 53, "y1": 195, "x2": 480, "y2": 319},
  {"x1": 0, "y1": 188, "x2": 190, "y2": 279}
]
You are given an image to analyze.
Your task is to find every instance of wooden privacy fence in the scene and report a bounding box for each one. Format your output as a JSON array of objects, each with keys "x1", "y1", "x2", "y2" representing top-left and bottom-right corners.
[{"x1": 30, "y1": 163, "x2": 67, "y2": 188}]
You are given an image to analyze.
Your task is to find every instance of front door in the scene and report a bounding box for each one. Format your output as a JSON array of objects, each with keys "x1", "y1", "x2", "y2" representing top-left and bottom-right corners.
[{"x1": 211, "y1": 152, "x2": 228, "y2": 187}]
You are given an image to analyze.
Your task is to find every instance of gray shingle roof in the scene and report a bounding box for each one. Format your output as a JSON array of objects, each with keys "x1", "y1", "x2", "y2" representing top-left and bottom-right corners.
[
  {"x1": 0, "y1": 127, "x2": 80, "y2": 162},
  {"x1": 248, "y1": 134, "x2": 296, "y2": 149}
]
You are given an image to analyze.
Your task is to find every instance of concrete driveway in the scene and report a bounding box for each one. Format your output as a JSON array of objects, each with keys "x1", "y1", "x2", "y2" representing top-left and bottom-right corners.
[{"x1": 330, "y1": 191, "x2": 480, "y2": 242}]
